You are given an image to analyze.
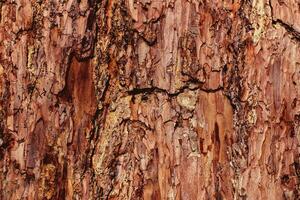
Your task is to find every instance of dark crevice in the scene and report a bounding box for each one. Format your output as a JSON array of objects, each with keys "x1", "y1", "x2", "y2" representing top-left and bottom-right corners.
[
  {"x1": 127, "y1": 87, "x2": 158, "y2": 96},
  {"x1": 269, "y1": 0, "x2": 274, "y2": 20},
  {"x1": 57, "y1": 52, "x2": 75, "y2": 103},
  {"x1": 269, "y1": 0, "x2": 300, "y2": 42},
  {"x1": 127, "y1": 84, "x2": 224, "y2": 97},
  {"x1": 272, "y1": 19, "x2": 300, "y2": 41}
]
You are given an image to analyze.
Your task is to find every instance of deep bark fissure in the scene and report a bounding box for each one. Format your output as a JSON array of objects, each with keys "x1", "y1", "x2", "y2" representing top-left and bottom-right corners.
[{"x1": 127, "y1": 85, "x2": 224, "y2": 97}]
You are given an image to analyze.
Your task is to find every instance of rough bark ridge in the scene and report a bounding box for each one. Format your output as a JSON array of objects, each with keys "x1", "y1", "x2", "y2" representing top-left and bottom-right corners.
[{"x1": 0, "y1": 0, "x2": 299, "y2": 199}]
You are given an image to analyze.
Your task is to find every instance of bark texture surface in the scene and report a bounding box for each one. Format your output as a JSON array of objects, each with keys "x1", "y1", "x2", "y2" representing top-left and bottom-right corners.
[{"x1": 0, "y1": 0, "x2": 300, "y2": 199}]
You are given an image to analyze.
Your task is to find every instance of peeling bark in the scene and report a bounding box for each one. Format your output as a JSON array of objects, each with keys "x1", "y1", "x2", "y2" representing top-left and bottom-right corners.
[{"x1": 0, "y1": 0, "x2": 300, "y2": 199}]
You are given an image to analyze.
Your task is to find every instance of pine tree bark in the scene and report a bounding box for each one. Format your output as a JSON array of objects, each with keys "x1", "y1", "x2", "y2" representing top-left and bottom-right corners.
[{"x1": 0, "y1": 0, "x2": 300, "y2": 199}]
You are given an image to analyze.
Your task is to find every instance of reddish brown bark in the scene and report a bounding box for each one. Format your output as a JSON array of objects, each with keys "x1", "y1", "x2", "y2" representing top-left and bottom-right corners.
[{"x1": 0, "y1": 0, "x2": 300, "y2": 199}]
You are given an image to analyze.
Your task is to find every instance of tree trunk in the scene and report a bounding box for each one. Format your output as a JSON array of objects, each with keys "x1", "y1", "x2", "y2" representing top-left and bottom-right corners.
[{"x1": 0, "y1": 0, "x2": 299, "y2": 199}]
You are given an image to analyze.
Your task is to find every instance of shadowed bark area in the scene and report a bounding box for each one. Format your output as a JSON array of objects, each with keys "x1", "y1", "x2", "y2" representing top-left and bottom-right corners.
[{"x1": 0, "y1": 0, "x2": 300, "y2": 199}]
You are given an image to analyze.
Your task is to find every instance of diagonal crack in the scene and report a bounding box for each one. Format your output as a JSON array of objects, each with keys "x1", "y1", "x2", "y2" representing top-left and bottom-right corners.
[
  {"x1": 269, "y1": 0, "x2": 300, "y2": 42},
  {"x1": 272, "y1": 19, "x2": 300, "y2": 41}
]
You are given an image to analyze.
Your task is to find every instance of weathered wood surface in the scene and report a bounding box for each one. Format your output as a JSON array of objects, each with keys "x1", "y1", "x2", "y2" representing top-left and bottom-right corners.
[{"x1": 0, "y1": 0, "x2": 299, "y2": 199}]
